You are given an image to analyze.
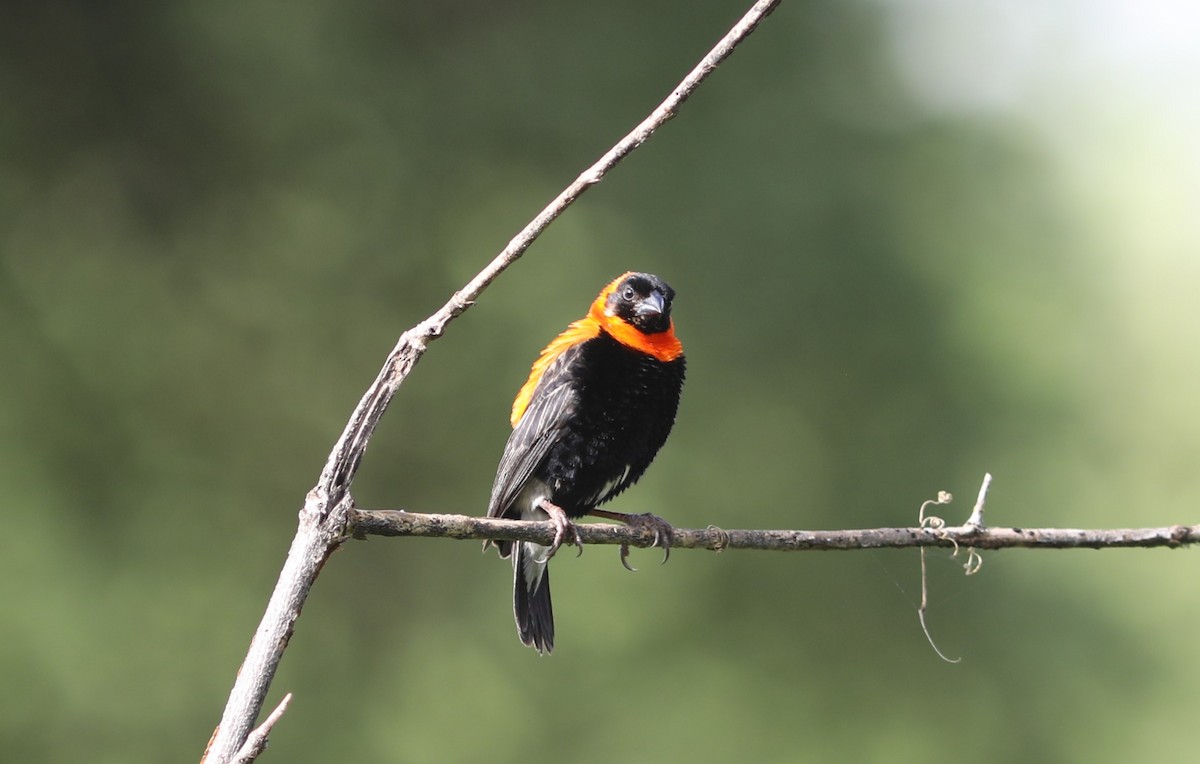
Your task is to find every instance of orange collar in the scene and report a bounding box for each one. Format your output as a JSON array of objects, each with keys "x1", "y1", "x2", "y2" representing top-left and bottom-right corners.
[
  {"x1": 588, "y1": 299, "x2": 683, "y2": 363},
  {"x1": 587, "y1": 273, "x2": 683, "y2": 363}
]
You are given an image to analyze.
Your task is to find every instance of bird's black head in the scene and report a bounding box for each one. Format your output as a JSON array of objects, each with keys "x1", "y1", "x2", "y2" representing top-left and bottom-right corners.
[{"x1": 603, "y1": 272, "x2": 676, "y2": 335}]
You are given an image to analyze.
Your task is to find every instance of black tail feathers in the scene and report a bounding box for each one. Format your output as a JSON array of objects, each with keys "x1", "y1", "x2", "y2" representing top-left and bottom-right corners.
[{"x1": 513, "y1": 543, "x2": 554, "y2": 654}]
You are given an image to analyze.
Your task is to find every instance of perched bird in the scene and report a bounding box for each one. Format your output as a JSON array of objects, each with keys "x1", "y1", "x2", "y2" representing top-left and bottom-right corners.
[{"x1": 486, "y1": 272, "x2": 686, "y2": 654}]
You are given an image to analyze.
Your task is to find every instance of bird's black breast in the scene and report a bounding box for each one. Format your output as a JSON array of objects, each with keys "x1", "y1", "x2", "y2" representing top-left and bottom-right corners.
[{"x1": 538, "y1": 331, "x2": 685, "y2": 516}]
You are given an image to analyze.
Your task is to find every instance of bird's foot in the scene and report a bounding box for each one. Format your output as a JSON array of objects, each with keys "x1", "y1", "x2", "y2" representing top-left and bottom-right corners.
[
  {"x1": 584, "y1": 510, "x2": 673, "y2": 571},
  {"x1": 537, "y1": 498, "x2": 584, "y2": 560},
  {"x1": 622, "y1": 513, "x2": 674, "y2": 570}
]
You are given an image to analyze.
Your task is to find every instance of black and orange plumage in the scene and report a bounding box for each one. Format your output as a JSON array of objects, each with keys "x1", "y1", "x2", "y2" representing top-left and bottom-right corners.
[{"x1": 486, "y1": 272, "x2": 686, "y2": 653}]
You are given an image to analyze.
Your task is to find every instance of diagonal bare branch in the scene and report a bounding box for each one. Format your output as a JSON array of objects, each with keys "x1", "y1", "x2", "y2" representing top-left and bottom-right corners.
[
  {"x1": 201, "y1": 3, "x2": 782, "y2": 762},
  {"x1": 317, "y1": 0, "x2": 782, "y2": 510}
]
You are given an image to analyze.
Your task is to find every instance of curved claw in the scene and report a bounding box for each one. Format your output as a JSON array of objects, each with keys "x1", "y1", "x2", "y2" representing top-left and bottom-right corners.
[
  {"x1": 619, "y1": 543, "x2": 637, "y2": 572},
  {"x1": 541, "y1": 500, "x2": 584, "y2": 561},
  {"x1": 548, "y1": 519, "x2": 584, "y2": 560}
]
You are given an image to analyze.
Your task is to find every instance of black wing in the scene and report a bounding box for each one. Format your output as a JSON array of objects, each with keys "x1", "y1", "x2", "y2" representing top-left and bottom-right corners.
[{"x1": 486, "y1": 343, "x2": 585, "y2": 520}]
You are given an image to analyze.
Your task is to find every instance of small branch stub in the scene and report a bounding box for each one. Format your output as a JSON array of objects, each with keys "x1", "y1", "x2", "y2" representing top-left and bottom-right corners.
[
  {"x1": 230, "y1": 693, "x2": 293, "y2": 764},
  {"x1": 966, "y1": 472, "x2": 993, "y2": 530}
]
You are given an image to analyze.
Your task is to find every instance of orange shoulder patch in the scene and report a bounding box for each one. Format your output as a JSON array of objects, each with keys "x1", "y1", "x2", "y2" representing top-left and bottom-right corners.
[{"x1": 510, "y1": 317, "x2": 600, "y2": 426}]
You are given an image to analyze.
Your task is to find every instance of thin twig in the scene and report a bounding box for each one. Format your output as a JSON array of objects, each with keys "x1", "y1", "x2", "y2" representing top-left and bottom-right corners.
[
  {"x1": 916, "y1": 485, "x2": 961, "y2": 664},
  {"x1": 349, "y1": 508, "x2": 1200, "y2": 551},
  {"x1": 918, "y1": 544, "x2": 960, "y2": 664},
  {"x1": 201, "y1": 3, "x2": 782, "y2": 762}
]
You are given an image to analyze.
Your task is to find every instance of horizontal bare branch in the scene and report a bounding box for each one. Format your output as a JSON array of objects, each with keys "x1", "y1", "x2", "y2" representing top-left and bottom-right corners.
[{"x1": 350, "y1": 509, "x2": 1200, "y2": 552}]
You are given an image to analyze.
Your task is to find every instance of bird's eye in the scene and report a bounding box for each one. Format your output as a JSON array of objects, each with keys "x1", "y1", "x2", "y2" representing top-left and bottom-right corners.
[{"x1": 622, "y1": 286, "x2": 636, "y2": 301}]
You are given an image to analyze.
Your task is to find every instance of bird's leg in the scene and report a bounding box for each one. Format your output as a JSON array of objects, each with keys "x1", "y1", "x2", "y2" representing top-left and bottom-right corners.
[
  {"x1": 586, "y1": 508, "x2": 674, "y2": 570},
  {"x1": 536, "y1": 498, "x2": 584, "y2": 559}
]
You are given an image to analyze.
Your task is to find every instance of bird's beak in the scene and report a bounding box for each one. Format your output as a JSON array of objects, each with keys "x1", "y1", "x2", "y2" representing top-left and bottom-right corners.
[{"x1": 636, "y1": 291, "x2": 665, "y2": 318}]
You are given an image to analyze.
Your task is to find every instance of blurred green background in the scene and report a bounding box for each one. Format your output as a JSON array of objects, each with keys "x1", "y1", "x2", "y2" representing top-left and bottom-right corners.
[{"x1": 3, "y1": 1, "x2": 1198, "y2": 762}]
